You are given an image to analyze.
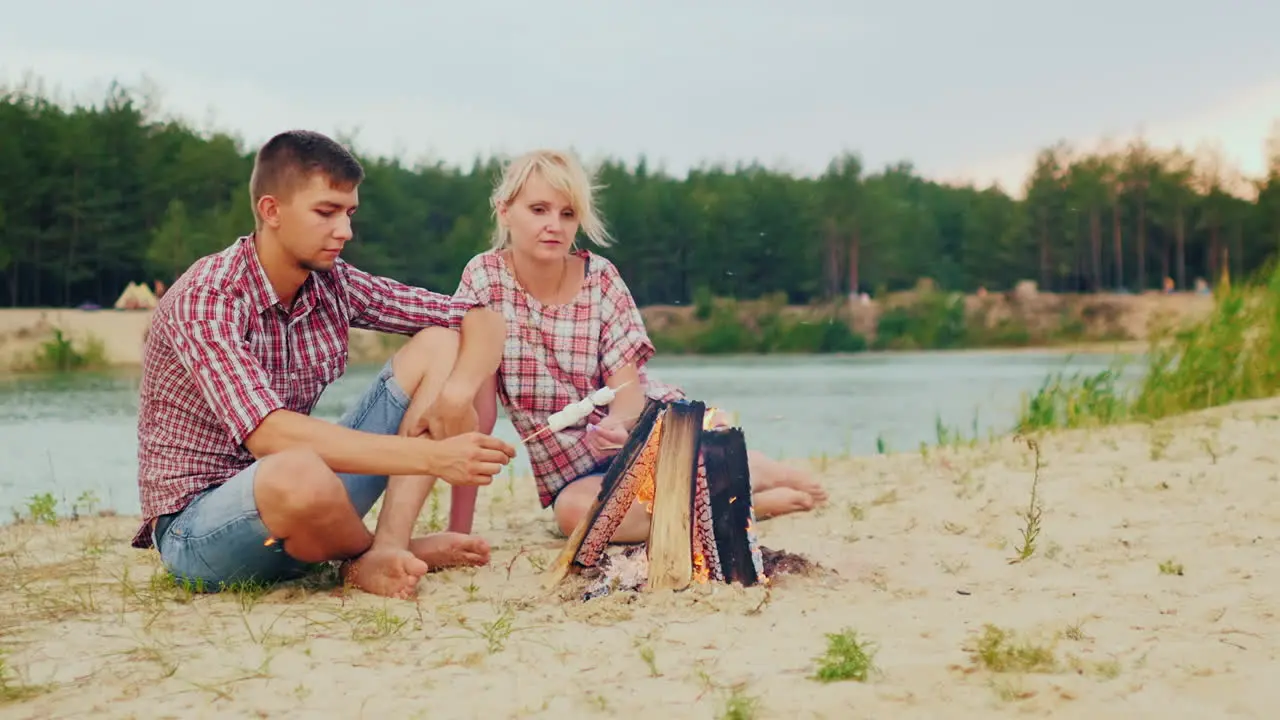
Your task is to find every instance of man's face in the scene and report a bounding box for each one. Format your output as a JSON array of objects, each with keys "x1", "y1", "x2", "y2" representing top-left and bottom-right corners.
[{"x1": 269, "y1": 172, "x2": 359, "y2": 272}]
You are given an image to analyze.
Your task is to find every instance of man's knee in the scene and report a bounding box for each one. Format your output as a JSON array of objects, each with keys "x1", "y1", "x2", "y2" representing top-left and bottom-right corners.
[
  {"x1": 391, "y1": 327, "x2": 459, "y2": 395},
  {"x1": 254, "y1": 448, "x2": 349, "y2": 522}
]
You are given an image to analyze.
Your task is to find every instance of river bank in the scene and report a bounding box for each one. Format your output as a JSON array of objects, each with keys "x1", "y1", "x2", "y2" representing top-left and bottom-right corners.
[
  {"x1": 3, "y1": 394, "x2": 1277, "y2": 718},
  {"x1": 0, "y1": 289, "x2": 1210, "y2": 372}
]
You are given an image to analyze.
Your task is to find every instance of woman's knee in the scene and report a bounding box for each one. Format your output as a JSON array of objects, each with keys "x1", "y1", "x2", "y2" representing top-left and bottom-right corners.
[
  {"x1": 552, "y1": 478, "x2": 602, "y2": 536},
  {"x1": 391, "y1": 327, "x2": 460, "y2": 396}
]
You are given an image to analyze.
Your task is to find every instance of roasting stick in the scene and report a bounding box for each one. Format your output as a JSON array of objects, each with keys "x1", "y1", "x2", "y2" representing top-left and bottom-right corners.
[{"x1": 519, "y1": 380, "x2": 636, "y2": 444}]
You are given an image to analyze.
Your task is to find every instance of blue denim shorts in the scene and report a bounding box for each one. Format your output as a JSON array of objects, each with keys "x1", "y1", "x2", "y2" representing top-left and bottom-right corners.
[{"x1": 152, "y1": 359, "x2": 410, "y2": 590}]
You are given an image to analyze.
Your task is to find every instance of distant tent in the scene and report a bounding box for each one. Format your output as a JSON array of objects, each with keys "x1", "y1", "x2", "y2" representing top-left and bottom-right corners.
[{"x1": 114, "y1": 282, "x2": 158, "y2": 310}]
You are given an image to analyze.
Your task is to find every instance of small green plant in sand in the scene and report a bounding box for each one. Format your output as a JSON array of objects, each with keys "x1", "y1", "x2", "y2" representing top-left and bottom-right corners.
[
  {"x1": 425, "y1": 488, "x2": 445, "y2": 533},
  {"x1": 719, "y1": 686, "x2": 761, "y2": 720},
  {"x1": 1009, "y1": 436, "x2": 1044, "y2": 564},
  {"x1": 966, "y1": 624, "x2": 1058, "y2": 674},
  {"x1": 348, "y1": 606, "x2": 409, "y2": 641},
  {"x1": 636, "y1": 643, "x2": 660, "y2": 677},
  {"x1": 811, "y1": 628, "x2": 878, "y2": 683},
  {"x1": 1159, "y1": 559, "x2": 1185, "y2": 576},
  {"x1": 1148, "y1": 425, "x2": 1174, "y2": 460},
  {"x1": 24, "y1": 493, "x2": 57, "y2": 526},
  {"x1": 463, "y1": 606, "x2": 517, "y2": 654},
  {"x1": 70, "y1": 491, "x2": 101, "y2": 520},
  {"x1": 875, "y1": 432, "x2": 890, "y2": 454},
  {"x1": 0, "y1": 650, "x2": 47, "y2": 703}
]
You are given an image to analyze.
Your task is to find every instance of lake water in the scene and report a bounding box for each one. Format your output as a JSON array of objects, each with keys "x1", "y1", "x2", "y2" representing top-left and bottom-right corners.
[{"x1": 0, "y1": 351, "x2": 1142, "y2": 520}]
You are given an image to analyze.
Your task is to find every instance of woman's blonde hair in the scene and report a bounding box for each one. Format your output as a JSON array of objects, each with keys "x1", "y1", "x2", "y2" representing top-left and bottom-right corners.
[{"x1": 489, "y1": 149, "x2": 612, "y2": 250}]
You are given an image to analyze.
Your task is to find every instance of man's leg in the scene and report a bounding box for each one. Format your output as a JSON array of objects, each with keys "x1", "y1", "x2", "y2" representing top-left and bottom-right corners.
[
  {"x1": 338, "y1": 327, "x2": 492, "y2": 597},
  {"x1": 155, "y1": 328, "x2": 492, "y2": 595},
  {"x1": 155, "y1": 452, "x2": 359, "y2": 590}
]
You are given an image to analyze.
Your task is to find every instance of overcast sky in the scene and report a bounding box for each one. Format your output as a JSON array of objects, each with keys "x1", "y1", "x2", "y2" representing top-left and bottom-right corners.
[{"x1": 3, "y1": 1, "x2": 1279, "y2": 195}]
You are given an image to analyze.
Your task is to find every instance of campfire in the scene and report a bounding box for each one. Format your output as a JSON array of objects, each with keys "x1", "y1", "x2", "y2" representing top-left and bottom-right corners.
[{"x1": 545, "y1": 399, "x2": 810, "y2": 600}]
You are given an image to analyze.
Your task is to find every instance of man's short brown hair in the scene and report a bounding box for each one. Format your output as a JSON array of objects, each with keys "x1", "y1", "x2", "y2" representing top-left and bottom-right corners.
[{"x1": 249, "y1": 130, "x2": 365, "y2": 227}]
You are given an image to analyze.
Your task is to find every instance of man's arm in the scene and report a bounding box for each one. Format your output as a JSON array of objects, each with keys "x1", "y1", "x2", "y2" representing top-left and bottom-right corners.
[
  {"x1": 342, "y1": 261, "x2": 455, "y2": 335},
  {"x1": 244, "y1": 409, "x2": 440, "y2": 476},
  {"x1": 422, "y1": 306, "x2": 506, "y2": 535},
  {"x1": 161, "y1": 286, "x2": 490, "y2": 481}
]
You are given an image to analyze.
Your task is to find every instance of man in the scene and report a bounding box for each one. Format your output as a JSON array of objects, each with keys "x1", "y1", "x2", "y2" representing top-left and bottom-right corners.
[{"x1": 133, "y1": 129, "x2": 516, "y2": 599}]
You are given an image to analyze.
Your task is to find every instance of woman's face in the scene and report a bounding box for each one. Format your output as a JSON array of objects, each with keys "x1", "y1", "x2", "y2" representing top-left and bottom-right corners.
[{"x1": 500, "y1": 171, "x2": 581, "y2": 263}]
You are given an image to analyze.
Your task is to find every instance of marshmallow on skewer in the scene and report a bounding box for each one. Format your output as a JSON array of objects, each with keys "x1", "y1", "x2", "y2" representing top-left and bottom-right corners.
[{"x1": 521, "y1": 381, "x2": 633, "y2": 442}]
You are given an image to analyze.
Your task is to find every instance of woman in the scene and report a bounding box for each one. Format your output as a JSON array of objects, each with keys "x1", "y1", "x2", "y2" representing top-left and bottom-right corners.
[{"x1": 450, "y1": 149, "x2": 827, "y2": 542}]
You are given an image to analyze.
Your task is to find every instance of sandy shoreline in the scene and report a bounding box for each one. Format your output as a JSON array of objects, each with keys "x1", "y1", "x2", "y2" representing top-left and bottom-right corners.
[{"x1": 4, "y1": 397, "x2": 1279, "y2": 718}]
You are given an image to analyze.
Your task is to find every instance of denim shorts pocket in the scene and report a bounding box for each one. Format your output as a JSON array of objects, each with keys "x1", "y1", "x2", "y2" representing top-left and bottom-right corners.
[{"x1": 158, "y1": 514, "x2": 221, "y2": 583}]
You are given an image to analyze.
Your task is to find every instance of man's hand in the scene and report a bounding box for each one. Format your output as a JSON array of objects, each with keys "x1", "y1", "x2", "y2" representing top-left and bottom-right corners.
[
  {"x1": 425, "y1": 432, "x2": 516, "y2": 486},
  {"x1": 416, "y1": 385, "x2": 479, "y2": 440}
]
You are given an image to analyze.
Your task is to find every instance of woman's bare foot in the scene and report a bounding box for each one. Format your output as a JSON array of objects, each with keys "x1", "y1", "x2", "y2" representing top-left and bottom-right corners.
[
  {"x1": 748, "y1": 451, "x2": 829, "y2": 504},
  {"x1": 778, "y1": 465, "x2": 828, "y2": 505},
  {"x1": 340, "y1": 546, "x2": 429, "y2": 599},
  {"x1": 753, "y1": 486, "x2": 816, "y2": 519},
  {"x1": 409, "y1": 533, "x2": 491, "y2": 571}
]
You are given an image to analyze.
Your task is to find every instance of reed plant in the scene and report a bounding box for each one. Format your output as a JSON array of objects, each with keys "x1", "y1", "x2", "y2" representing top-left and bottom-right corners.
[{"x1": 1016, "y1": 261, "x2": 1280, "y2": 431}]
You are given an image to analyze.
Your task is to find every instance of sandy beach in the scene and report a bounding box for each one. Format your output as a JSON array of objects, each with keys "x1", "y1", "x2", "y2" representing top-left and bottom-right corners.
[{"x1": 3, "y1": 396, "x2": 1279, "y2": 719}]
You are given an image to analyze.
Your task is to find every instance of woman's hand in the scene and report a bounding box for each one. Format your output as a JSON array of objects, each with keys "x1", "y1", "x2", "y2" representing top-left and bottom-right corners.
[{"x1": 585, "y1": 415, "x2": 630, "y2": 458}]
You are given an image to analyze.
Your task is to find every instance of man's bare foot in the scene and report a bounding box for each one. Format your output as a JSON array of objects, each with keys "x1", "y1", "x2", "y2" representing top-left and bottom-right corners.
[
  {"x1": 340, "y1": 546, "x2": 429, "y2": 599},
  {"x1": 409, "y1": 532, "x2": 491, "y2": 571},
  {"x1": 753, "y1": 486, "x2": 816, "y2": 519}
]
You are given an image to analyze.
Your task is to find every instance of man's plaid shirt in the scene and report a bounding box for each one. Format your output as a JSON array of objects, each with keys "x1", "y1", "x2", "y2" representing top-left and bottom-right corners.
[{"x1": 132, "y1": 236, "x2": 455, "y2": 548}]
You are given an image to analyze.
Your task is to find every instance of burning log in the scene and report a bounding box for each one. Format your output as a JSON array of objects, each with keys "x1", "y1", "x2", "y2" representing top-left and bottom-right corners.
[
  {"x1": 545, "y1": 398, "x2": 772, "y2": 596},
  {"x1": 701, "y1": 427, "x2": 766, "y2": 587},
  {"x1": 646, "y1": 400, "x2": 703, "y2": 591}
]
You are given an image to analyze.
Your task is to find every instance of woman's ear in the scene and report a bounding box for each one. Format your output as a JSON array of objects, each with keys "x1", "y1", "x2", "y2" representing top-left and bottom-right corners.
[{"x1": 496, "y1": 201, "x2": 510, "y2": 226}]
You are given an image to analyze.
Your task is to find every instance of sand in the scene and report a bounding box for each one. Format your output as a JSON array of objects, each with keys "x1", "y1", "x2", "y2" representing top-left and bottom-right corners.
[{"x1": 4, "y1": 398, "x2": 1280, "y2": 719}]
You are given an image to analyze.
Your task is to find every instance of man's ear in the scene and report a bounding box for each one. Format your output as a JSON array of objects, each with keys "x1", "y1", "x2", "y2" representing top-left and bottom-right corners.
[{"x1": 257, "y1": 194, "x2": 281, "y2": 228}]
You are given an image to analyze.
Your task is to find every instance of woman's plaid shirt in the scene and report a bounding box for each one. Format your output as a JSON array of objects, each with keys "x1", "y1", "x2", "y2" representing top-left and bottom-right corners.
[{"x1": 449, "y1": 250, "x2": 684, "y2": 508}]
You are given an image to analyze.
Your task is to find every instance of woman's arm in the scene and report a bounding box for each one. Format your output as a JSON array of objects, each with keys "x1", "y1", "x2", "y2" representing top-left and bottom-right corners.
[{"x1": 596, "y1": 260, "x2": 657, "y2": 433}]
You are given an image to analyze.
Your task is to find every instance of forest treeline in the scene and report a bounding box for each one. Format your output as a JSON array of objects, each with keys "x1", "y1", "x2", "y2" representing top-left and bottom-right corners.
[{"x1": 3, "y1": 79, "x2": 1280, "y2": 310}]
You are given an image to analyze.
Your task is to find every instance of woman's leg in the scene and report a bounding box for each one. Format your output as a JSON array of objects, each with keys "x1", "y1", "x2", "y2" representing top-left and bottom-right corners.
[{"x1": 552, "y1": 473, "x2": 654, "y2": 544}]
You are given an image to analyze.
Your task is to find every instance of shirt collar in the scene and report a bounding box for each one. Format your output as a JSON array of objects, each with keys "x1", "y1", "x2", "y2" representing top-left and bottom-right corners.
[{"x1": 239, "y1": 234, "x2": 318, "y2": 320}]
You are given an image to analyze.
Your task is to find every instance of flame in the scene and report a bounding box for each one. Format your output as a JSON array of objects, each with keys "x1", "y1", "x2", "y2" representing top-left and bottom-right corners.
[
  {"x1": 702, "y1": 407, "x2": 720, "y2": 431},
  {"x1": 633, "y1": 413, "x2": 664, "y2": 513},
  {"x1": 692, "y1": 551, "x2": 709, "y2": 584}
]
